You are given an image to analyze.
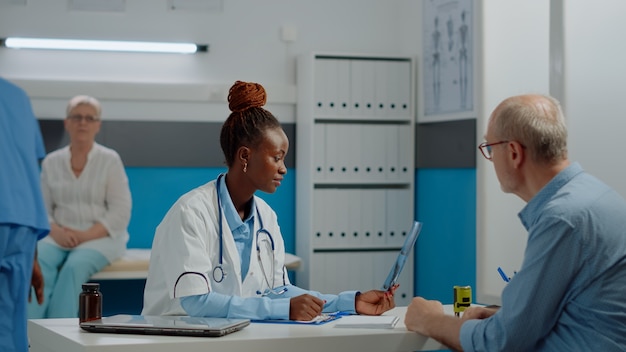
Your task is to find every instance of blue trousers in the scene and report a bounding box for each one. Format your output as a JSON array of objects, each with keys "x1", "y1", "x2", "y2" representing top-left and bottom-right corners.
[
  {"x1": 0, "y1": 224, "x2": 38, "y2": 352},
  {"x1": 27, "y1": 242, "x2": 108, "y2": 318}
]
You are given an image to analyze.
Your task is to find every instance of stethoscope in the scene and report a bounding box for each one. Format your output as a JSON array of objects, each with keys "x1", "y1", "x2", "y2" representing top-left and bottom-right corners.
[{"x1": 212, "y1": 174, "x2": 287, "y2": 296}]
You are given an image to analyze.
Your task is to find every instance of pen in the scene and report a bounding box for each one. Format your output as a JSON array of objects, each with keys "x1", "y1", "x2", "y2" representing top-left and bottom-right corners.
[
  {"x1": 497, "y1": 267, "x2": 510, "y2": 283},
  {"x1": 328, "y1": 311, "x2": 352, "y2": 317}
]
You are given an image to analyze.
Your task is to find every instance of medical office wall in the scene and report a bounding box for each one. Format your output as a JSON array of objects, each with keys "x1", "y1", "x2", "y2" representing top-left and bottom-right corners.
[
  {"x1": 1, "y1": 0, "x2": 476, "y2": 306},
  {"x1": 477, "y1": 0, "x2": 626, "y2": 305}
]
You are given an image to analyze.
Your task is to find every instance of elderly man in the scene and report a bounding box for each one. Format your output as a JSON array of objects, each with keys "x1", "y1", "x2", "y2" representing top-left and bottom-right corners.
[{"x1": 404, "y1": 94, "x2": 626, "y2": 351}]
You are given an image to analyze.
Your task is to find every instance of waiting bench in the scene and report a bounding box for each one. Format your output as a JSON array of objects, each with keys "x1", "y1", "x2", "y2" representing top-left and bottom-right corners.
[
  {"x1": 90, "y1": 249, "x2": 151, "y2": 280},
  {"x1": 91, "y1": 249, "x2": 302, "y2": 280}
]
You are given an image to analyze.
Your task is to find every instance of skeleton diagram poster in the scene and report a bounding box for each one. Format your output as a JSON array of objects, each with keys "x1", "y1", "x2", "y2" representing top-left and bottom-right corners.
[{"x1": 422, "y1": 0, "x2": 474, "y2": 119}]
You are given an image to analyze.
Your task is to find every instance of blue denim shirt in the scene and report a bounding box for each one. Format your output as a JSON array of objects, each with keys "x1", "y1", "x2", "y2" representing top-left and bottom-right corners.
[
  {"x1": 218, "y1": 175, "x2": 254, "y2": 279},
  {"x1": 461, "y1": 163, "x2": 626, "y2": 351}
]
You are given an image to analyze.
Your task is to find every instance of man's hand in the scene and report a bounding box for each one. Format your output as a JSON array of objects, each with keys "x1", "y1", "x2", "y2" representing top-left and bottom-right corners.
[
  {"x1": 461, "y1": 305, "x2": 499, "y2": 321},
  {"x1": 404, "y1": 297, "x2": 464, "y2": 351},
  {"x1": 404, "y1": 297, "x2": 444, "y2": 335}
]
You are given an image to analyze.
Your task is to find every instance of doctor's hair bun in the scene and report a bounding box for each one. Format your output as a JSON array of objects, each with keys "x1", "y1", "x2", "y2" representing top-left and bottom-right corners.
[
  {"x1": 228, "y1": 81, "x2": 267, "y2": 113},
  {"x1": 220, "y1": 80, "x2": 280, "y2": 168}
]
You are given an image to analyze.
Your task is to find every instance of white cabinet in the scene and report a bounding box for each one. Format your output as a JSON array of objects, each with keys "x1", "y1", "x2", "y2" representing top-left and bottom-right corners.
[{"x1": 296, "y1": 53, "x2": 416, "y2": 306}]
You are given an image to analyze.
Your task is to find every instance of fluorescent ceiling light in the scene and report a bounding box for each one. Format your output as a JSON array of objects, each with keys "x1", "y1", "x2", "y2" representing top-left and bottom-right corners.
[{"x1": 2, "y1": 37, "x2": 208, "y2": 54}]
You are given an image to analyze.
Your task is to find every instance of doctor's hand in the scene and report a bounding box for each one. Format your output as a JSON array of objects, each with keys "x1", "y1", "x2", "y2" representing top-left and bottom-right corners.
[
  {"x1": 289, "y1": 294, "x2": 325, "y2": 321},
  {"x1": 355, "y1": 284, "x2": 397, "y2": 315}
]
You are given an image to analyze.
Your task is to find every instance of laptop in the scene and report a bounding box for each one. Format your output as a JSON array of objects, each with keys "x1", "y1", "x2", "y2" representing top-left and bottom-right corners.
[
  {"x1": 80, "y1": 314, "x2": 250, "y2": 337},
  {"x1": 382, "y1": 221, "x2": 422, "y2": 291}
]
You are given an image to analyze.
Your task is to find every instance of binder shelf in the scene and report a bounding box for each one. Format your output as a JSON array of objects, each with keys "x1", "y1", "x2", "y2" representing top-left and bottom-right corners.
[{"x1": 296, "y1": 53, "x2": 415, "y2": 306}]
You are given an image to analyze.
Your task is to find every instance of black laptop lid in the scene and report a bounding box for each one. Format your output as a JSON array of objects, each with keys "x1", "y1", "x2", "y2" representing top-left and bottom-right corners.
[{"x1": 80, "y1": 314, "x2": 250, "y2": 337}]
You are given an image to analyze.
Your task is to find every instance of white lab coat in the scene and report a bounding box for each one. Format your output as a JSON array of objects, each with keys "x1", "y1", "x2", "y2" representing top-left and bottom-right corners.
[{"x1": 142, "y1": 179, "x2": 289, "y2": 316}]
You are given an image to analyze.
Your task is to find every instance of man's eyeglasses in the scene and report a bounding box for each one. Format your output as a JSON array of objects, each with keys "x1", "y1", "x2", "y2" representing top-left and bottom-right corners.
[
  {"x1": 478, "y1": 141, "x2": 509, "y2": 160},
  {"x1": 67, "y1": 115, "x2": 99, "y2": 123}
]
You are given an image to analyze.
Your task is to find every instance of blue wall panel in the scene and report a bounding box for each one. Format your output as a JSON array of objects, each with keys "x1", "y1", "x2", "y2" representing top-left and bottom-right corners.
[
  {"x1": 415, "y1": 168, "x2": 476, "y2": 304},
  {"x1": 126, "y1": 167, "x2": 296, "y2": 254},
  {"x1": 106, "y1": 167, "x2": 296, "y2": 315},
  {"x1": 110, "y1": 166, "x2": 476, "y2": 314},
  {"x1": 126, "y1": 167, "x2": 222, "y2": 248}
]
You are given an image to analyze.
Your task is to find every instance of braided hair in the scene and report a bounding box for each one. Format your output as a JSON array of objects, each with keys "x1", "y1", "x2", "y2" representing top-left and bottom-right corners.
[{"x1": 220, "y1": 81, "x2": 281, "y2": 167}]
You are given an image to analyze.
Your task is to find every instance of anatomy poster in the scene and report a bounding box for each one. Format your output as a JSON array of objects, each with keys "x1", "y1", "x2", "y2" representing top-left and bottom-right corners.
[{"x1": 422, "y1": 0, "x2": 474, "y2": 118}]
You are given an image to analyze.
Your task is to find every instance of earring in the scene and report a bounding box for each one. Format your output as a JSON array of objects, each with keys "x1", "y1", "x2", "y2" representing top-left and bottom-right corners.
[{"x1": 243, "y1": 162, "x2": 247, "y2": 173}]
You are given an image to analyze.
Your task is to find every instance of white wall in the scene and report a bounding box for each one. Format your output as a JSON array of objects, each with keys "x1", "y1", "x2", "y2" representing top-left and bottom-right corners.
[
  {"x1": 10, "y1": 0, "x2": 623, "y2": 307},
  {"x1": 564, "y1": 0, "x2": 626, "y2": 198},
  {"x1": 477, "y1": 0, "x2": 550, "y2": 304},
  {"x1": 478, "y1": 0, "x2": 626, "y2": 305},
  {"x1": 0, "y1": 0, "x2": 421, "y2": 121}
]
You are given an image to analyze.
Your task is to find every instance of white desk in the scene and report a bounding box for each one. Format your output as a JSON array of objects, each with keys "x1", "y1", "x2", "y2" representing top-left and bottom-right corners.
[{"x1": 28, "y1": 307, "x2": 449, "y2": 352}]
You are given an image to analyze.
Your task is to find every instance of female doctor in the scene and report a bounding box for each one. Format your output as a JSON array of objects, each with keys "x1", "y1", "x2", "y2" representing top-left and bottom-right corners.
[{"x1": 142, "y1": 81, "x2": 397, "y2": 321}]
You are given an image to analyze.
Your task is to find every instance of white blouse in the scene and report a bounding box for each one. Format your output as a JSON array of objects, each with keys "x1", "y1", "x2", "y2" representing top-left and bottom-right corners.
[{"x1": 40, "y1": 143, "x2": 132, "y2": 262}]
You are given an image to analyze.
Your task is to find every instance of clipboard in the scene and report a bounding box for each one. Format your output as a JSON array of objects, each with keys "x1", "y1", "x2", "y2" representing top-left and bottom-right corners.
[{"x1": 252, "y1": 312, "x2": 344, "y2": 325}]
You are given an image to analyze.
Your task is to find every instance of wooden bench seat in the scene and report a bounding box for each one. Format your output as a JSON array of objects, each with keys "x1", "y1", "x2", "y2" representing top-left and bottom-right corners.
[
  {"x1": 91, "y1": 249, "x2": 302, "y2": 280},
  {"x1": 91, "y1": 249, "x2": 151, "y2": 280}
]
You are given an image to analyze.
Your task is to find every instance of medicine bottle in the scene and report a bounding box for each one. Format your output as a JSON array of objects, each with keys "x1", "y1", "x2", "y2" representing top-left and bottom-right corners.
[{"x1": 79, "y1": 282, "x2": 103, "y2": 323}]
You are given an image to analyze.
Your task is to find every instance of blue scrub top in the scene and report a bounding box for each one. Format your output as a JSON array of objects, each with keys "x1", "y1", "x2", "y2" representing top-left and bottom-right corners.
[{"x1": 0, "y1": 78, "x2": 50, "y2": 238}]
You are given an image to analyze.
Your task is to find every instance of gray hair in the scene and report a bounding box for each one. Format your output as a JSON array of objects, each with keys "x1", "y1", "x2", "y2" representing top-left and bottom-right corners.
[
  {"x1": 492, "y1": 94, "x2": 568, "y2": 164},
  {"x1": 66, "y1": 95, "x2": 102, "y2": 119}
]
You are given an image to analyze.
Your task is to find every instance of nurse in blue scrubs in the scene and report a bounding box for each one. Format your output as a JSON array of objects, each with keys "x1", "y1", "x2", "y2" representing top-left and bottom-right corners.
[{"x1": 0, "y1": 77, "x2": 50, "y2": 352}]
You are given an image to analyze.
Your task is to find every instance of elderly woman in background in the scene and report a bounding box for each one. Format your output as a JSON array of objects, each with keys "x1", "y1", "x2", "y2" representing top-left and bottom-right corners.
[{"x1": 28, "y1": 95, "x2": 132, "y2": 318}]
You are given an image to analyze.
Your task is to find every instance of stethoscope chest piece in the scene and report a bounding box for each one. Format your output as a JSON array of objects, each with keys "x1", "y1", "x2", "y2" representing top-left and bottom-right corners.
[{"x1": 213, "y1": 265, "x2": 226, "y2": 283}]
